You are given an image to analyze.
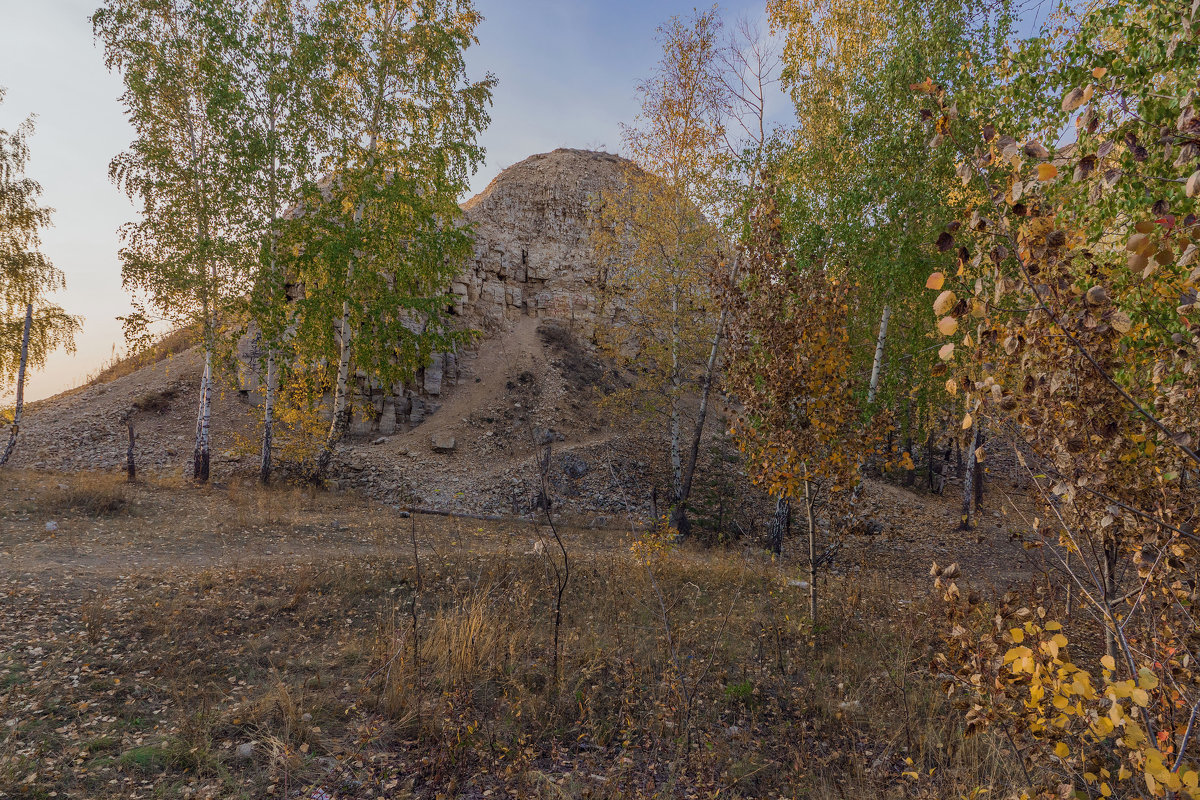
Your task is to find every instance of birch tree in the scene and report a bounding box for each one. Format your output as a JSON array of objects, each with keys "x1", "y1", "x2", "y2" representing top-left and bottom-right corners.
[
  {"x1": 0, "y1": 89, "x2": 81, "y2": 466},
  {"x1": 595, "y1": 10, "x2": 778, "y2": 536},
  {"x1": 290, "y1": 0, "x2": 494, "y2": 479},
  {"x1": 768, "y1": 0, "x2": 1011, "y2": 442},
  {"x1": 94, "y1": 0, "x2": 256, "y2": 482},
  {"x1": 230, "y1": 0, "x2": 322, "y2": 483}
]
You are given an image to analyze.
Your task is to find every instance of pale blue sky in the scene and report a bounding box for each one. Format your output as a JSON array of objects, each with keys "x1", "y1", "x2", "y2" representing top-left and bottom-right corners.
[{"x1": 0, "y1": 0, "x2": 781, "y2": 402}]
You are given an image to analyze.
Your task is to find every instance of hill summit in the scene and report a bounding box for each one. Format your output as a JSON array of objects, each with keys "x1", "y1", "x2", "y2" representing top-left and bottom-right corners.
[
  {"x1": 11, "y1": 149, "x2": 674, "y2": 517},
  {"x1": 454, "y1": 148, "x2": 632, "y2": 334}
]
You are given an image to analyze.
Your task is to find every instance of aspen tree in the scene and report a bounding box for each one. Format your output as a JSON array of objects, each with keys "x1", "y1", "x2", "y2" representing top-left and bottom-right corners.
[
  {"x1": 0, "y1": 89, "x2": 80, "y2": 466},
  {"x1": 94, "y1": 0, "x2": 254, "y2": 482}
]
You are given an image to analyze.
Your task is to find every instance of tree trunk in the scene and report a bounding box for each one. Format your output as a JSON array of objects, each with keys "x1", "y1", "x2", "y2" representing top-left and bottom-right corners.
[
  {"x1": 669, "y1": 392, "x2": 682, "y2": 501},
  {"x1": 960, "y1": 422, "x2": 978, "y2": 529},
  {"x1": 850, "y1": 304, "x2": 891, "y2": 504},
  {"x1": 926, "y1": 431, "x2": 935, "y2": 492},
  {"x1": 903, "y1": 435, "x2": 915, "y2": 486},
  {"x1": 315, "y1": 300, "x2": 353, "y2": 478},
  {"x1": 0, "y1": 304, "x2": 33, "y2": 467},
  {"x1": 671, "y1": 255, "x2": 738, "y2": 537},
  {"x1": 260, "y1": 347, "x2": 275, "y2": 484},
  {"x1": 805, "y1": 479, "x2": 817, "y2": 622},
  {"x1": 867, "y1": 304, "x2": 891, "y2": 405},
  {"x1": 973, "y1": 430, "x2": 985, "y2": 511},
  {"x1": 668, "y1": 286, "x2": 683, "y2": 505},
  {"x1": 126, "y1": 420, "x2": 136, "y2": 482},
  {"x1": 260, "y1": 120, "x2": 281, "y2": 487},
  {"x1": 903, "y1": 397, "x2": 917, "y2": 485},
  {"x1": 768, "y1": 495, "x2": 790, "y2": 556},
  {"x1": 193, "y1": 349, "x2": 213, "y2": 482},
  {"x1": 1102, "y1": 539, "x2": 1119, "y2": 664}
]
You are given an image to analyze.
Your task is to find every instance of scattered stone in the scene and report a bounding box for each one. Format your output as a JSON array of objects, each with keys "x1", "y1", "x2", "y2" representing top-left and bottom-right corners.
[
  {"x1": 563, "y1": 454, "x2": 589, "y2": 479},
  {"x1": 431, "y1": 435, "x2": 456, "y2": 454},
  {"x1": 235, "y1": 742, "x2": 254, "y2": 760}
]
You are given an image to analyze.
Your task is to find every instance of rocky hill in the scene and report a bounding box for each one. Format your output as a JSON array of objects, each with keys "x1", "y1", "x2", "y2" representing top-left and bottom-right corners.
[
  {"x1": 8, "y1": 149, "x2": 746, "y2": 521},
  {"x1": 456, "y1": 148, "x2": 632, "y2": 335}
]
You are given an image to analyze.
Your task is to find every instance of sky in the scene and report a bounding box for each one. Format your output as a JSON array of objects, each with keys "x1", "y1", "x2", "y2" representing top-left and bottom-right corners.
[{"x1": 0, "y1": 0, "x2": 783, "y2": 404}]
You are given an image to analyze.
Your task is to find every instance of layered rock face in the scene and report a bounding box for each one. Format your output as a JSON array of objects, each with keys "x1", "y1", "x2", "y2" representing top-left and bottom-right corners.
[
  {"x1": 242, "y1": 148, "x2": 633, "y2": 436},
  {"x1": 452, "y1": 148, "x2": 630, "y2": 335}
]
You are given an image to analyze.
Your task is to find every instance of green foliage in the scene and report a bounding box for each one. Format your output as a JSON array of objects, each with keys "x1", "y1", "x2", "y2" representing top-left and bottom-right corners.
[
  {"x1": 284, "y1": 0, "x2": 494, "y2": 471},
  {"x1": 766, "y1": 0, "x2": 1013, "y2": 426},
  {"x1": 92, "y1": 0, "x2": 256, "y2": 353},
  {"x1": 0, "y1": 88, "x2": 80, "y2": 394}
]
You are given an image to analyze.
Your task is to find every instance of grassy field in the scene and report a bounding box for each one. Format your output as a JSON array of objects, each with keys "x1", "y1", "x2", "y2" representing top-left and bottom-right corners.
[{"x1": 0, "y1": 470, "x2": 1025, "y2": 799}]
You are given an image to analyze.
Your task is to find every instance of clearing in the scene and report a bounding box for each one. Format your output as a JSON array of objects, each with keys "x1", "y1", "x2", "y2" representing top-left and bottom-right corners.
[{"x1": 0, "y1": 469, "x2": 1051, "y2": 799}]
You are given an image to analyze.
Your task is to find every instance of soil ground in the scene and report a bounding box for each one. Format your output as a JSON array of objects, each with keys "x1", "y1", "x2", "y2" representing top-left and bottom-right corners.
[{"x1": 0, "y1": 468, "x2": 1058, "y2": 799}]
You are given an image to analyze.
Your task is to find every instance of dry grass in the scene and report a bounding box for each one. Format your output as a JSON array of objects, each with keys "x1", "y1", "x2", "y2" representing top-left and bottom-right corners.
[
  {"x1": 225, "y1": 477, "x2": 310, "y2": 529},
  {"x1": 0, "y1": 470, "x2": 1031, "y2": 799},
  {"x1": 44, "y1": 471, "x2": 132, "y2": 516},
  {"x1": 23, "y1": 328, "x2": 196, "y2": 413},
  {"x1": 131, "y1": 386, "x2": 181, "y2": 414},
  {"x1": 86, "y1": 327, "x2": 196, "y2": 387}
]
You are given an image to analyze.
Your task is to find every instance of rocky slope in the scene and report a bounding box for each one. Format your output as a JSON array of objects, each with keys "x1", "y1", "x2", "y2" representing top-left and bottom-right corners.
[{"x1": 9, "y1": 149, "x2": 747, "y2": 521}]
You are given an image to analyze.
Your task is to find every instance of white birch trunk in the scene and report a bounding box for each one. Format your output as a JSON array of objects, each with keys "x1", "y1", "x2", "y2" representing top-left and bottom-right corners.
[
  {"x1": 668, "y1": 285, "x2": 682, "y2": 503},
  {"x1": 1, "y1": 304, "x2": 34, "y2": 467},
  {"x1": 261, "y1": 110, "x2": 279, "y2": 484},
  {"x1": 849, "y1": 304, "x2": 894, "y2": 504},
  {"x1": 867, "y1": 304, "x2": 891, "y2": 405},
  {"x1": 193, "y1": 348, "x2": 212, "y2": 481},
  {"x1": 260, "y1": 346, "x2": 275, "y2": 484},
  {"x1": 331, "y1": 304, "x2": 353, "y2": 420}
]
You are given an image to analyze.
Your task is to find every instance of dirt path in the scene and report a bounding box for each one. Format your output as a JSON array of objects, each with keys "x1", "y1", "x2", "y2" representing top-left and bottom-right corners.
[{"x1": 1, "y1": 470, "x2": 1045, "y2": 598}]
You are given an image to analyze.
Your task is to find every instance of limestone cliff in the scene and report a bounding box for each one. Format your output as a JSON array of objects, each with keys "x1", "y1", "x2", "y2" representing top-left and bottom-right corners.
[
  {"x1": 325, "y1": 148, "x2": 633, "y2": 436},
  {"x1": 453, "y1": 148, "x2": 630, "y2": 333}
]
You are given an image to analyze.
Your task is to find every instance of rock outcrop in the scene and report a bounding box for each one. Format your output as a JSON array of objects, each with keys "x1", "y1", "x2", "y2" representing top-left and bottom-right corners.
[
  {"x1": 453, "y1": 148, "x2": 630, "y2": 334},
  {"x1": 273, "y1": 148, "x2": 634, "y2": 437},
  {"x1": 15, "y1": 148, "x2": 704, "y2": 519}
]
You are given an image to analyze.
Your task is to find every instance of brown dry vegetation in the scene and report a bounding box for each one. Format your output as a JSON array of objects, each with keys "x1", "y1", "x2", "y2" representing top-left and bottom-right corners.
[
  {"x1": 0, "y1": 469, "x2": 1042, "y2": 799},
  {"x1": 22, "y1": 328, "x2": 197, "y2": 415}
]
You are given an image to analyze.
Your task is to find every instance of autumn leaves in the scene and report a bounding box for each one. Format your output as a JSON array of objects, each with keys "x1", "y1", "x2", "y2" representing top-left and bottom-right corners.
[{"x1": 912, "y1": 0, "x2": 1200, "y2": 794}]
